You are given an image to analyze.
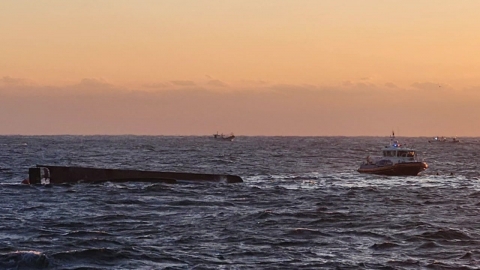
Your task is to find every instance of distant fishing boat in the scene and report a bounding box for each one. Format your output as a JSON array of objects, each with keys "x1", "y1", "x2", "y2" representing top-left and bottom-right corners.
[
  {"x1": 213, "y1": 132, "x2": 235, "y2": 141},
  {"x1": 358, "y1": 132, "x2": 428, "y2": 176},
  {"x1": 428, "y1": 136, "x2": 447, "y2": 143},
  {"x1": 428, "y1": 136, "x2": 460, "y2": 143}
]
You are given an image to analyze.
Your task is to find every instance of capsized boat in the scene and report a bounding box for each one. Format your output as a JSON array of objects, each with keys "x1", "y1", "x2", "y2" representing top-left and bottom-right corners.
[
  {"x1": 358, "y1": 133, "x2": 428, "y2": 176},
  {"x1": 24, "y1": 165, "x2": 243, "y2": 185}
]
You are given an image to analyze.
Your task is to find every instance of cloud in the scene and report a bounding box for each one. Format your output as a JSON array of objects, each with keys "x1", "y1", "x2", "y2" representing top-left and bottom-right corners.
[
  {"x1": 206, "y1": 80, "x2": 228, "y2": 87},
  {"x1": 239, "y1": 80, "x2": 269, "y2": 86},
  {"x1": 385, "y1": 82, "x2": 398, "y2": 88},
  {"x1": 342, "y1": 80, "x2": 353, "y2": 87},
  {"x1": 355, "y1": 82, "x2": 369, "y2": 89},
  {"x1": 269, "y1": 83, "x2": 310, "y2": 92},
  {"x1": 1, "y1": 76, "x2": 26, "y2": 85},
  {"x1": 1, "y1": 81, "x2": 479, "y2": 136},
  {"x1": 342, "y1": 80, "x2": 376, "y2": 90},
  {"x1": 77, "y1": 78, "x2": 112, "y2": 88},
  {"x1": 142, "y1": 82, "x2": 169, "y2": 88},
  {"x1": 411, "y1": 82, "x2": 443, "y2": 91},
  {"x1": 171, "y1": 80, "x2": 196, "y2": 86}
]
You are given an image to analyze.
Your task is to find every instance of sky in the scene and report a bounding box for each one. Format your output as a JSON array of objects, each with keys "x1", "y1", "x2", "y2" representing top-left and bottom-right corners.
[{"x1": 1, "y1": 1, "x2": 480, "y2": 136}]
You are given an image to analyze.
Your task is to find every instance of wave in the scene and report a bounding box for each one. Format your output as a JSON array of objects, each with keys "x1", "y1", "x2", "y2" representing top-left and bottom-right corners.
[{"x1": 0, "y1": 251, "x2": 51, "y2": 269}]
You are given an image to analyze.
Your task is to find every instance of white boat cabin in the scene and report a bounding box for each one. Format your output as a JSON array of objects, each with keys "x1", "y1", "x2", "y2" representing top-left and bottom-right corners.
[{"x1": 381, "y1": 139, "x2": 418, "y2": 163}]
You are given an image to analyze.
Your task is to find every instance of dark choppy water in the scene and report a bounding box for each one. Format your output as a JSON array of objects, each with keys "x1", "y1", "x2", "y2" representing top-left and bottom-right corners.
[{"x1": 1, "y1": 135, "x2": 480, "y2": 269}]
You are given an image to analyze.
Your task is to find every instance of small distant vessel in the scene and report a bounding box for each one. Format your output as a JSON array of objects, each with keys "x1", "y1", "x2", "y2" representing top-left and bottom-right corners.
[
  {"x1": 358, "y1": 133, "x2": 428, "y2": 176},
  {"x1": 428, "y1": 136, "x2": 460, "y2": 143},
  {"x1": 428, "y1": 136, "x2": 447, "y2": 143},
  {"x1": 213, "y1": 132, "x2": 235, "y2": 141}
]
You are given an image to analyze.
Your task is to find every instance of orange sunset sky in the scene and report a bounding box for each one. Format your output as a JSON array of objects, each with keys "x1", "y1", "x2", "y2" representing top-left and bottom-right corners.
[{"x1": 1, "y1": 1, "x2": 480, "y2": 136}]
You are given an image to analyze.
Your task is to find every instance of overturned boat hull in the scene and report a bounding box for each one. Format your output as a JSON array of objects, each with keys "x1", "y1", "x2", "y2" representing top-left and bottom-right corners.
[
  {"x1": 28, "y1": 165, "x2": 243, "y2": 184},
  {"x1": 357, "y1": 162, "x2": 428, "y2": 176}
]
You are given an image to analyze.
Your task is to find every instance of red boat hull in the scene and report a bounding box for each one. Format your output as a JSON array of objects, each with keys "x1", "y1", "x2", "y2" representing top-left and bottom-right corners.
[{"x1": 358, "y1": 162, "x2": 428, "y2": 176}]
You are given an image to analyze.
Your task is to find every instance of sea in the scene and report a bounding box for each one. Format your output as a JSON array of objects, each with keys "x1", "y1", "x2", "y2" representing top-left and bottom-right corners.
[{"x1": 1, "y1": 135, "x2": 480, "y2": 269}]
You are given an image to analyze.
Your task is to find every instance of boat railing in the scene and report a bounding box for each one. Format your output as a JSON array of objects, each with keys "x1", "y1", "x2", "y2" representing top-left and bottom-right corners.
[
  {"x1": 362, "y1": 153, "x2": 424, "y2": 165},
  {"x1": 362, "y1": 155, "x2": 380, "y2": 165},
  {"x1": 415, "y1": 151, "x2": 426, "y2": 162}
]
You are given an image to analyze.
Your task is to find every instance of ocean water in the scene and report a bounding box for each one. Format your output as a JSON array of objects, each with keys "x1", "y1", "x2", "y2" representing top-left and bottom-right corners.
[{"x1": 1, "y1": 135, "x2": 480, "y2": 269}]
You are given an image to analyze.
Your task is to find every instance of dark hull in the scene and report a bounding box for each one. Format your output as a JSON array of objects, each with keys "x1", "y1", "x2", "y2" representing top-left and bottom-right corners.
[
  {"x1": 358, "y1": 162, "x2": 428, "y2": 176},
  {"x1": 28, "y1": 165, "x2": 243, "y2": 185},
  {"x1": 214, "y1": 136, "x2": 235, "y2": 141},
  {"x1": 223, "y1": 136, "x2": 235, "y2": 141}
]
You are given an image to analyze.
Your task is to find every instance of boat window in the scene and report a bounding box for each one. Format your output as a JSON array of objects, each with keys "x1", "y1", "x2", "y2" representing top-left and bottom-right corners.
[
  {"x1": 383, "y1": 150, "x2": 395, "y2": 157},
  {"x1": 397, "y1": 151, "x2": 412, "y2": 157}
]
